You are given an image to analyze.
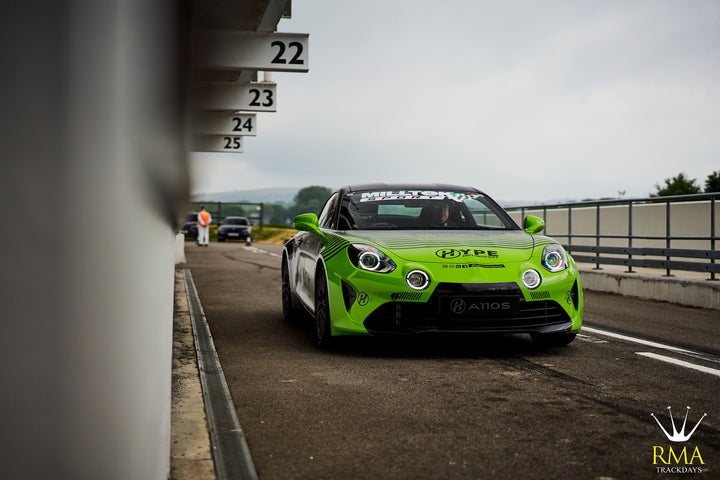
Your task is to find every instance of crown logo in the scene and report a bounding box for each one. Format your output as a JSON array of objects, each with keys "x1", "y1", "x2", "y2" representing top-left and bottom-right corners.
[{"x1": 651, "y1": 406, "x2": 707, "y2": 442}]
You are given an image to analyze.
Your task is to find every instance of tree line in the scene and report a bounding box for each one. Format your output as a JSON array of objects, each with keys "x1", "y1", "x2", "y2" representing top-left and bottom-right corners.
[
  {"x1": 263, "y1": 185, "x2": 332, "y2": 225},
  {"x1": 651, "y1": 170, "x2": 720, "y2": 197}
]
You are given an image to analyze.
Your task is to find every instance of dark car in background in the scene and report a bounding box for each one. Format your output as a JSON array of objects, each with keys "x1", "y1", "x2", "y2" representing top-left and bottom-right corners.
[
  {"x1": 180, "y1": 213, "x2": 198, "y2": 240},
  {"x1": 217, "y1": 216, "x2": 252, "y2": 244}
]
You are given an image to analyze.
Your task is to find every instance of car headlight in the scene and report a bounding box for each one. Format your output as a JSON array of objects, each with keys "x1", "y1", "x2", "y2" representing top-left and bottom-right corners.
[
  {"x1": 348, "y1": 244, "x2": 396, "y2": 273},
  {"x1": 541, "y1": 244, "x2": 568, "y2": 273}
]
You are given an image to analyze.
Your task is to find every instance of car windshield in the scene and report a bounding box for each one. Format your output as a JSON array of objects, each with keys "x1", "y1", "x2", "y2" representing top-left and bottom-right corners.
[
  {"x1": 338, "y1": 190, "x2": 517, "y2": 230},
  {"x1": 224, "y1": 218, "x2": 249, "y2": 225}
]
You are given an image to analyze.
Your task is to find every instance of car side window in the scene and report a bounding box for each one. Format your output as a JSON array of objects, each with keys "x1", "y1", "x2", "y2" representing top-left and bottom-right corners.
[{"x1": 318, "y1": 193, "x2": 339, "y2": 229}]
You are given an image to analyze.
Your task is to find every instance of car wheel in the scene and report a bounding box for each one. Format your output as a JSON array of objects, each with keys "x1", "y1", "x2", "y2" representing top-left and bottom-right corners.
[
  {"x1": 531, "y1": 332, "x2": 576, "y2": 347},
  {"x1": 314, "y1": 264, "x2": 333, "y2": 348},
  {"x1": 281, "y1": 258, "x2": 300, "y2": 322},
  {"x1": 218, "y1": 238, "x2": 225, "y2": 242}
]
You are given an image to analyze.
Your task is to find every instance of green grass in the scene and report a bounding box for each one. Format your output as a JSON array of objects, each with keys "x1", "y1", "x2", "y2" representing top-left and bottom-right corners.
[{"x1": 252, "y1": 226, "x2": 298, "y2": 244}]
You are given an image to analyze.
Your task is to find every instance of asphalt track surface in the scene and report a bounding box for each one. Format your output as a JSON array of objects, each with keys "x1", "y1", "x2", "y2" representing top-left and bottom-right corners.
[{"x1": 185, "y1": 242, "x2": 720, "y2": 480}]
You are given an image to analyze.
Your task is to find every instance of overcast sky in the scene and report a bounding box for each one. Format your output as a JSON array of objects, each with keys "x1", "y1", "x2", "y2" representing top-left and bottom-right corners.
[{"x1": 190, "y1": 0, "x2": 720, "y2": 202}]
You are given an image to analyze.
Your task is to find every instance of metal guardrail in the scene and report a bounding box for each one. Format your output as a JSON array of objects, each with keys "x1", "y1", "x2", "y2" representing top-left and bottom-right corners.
[
  {"x1": 506, "y1": 192, "x2": 719, "y2": 280},
  {"x1": 566, "y1": 245, "x2": 720, "y2": 274}
]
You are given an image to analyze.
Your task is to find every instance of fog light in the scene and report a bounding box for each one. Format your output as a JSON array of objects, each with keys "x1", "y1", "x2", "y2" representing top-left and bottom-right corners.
[
  {"x1": 406, "y1": 270, "x2": 430, "y2": 290},
  {"x1": 522, "y1": 269, "x2": 541, "y2": 290}
]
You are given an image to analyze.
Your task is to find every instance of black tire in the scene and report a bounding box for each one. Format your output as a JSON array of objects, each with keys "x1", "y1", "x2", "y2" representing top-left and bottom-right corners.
[
  {"x1": 531, "y1": 332, "x2": 577, "y2": 347},
  {"x1": 314, "y1": 264, "x2": 333, "y2": 348},
  {"x1": 281, "y1": 258, "x2": 300, "y2": 322}
]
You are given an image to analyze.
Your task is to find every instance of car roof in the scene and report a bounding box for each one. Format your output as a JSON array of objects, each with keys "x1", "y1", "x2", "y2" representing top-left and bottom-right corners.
[{"x1": 338, "y1": 183, "x2": 486, "y2": 196}]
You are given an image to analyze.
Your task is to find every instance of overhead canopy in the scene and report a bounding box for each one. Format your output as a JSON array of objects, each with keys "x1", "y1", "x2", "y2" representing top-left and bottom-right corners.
[{"x1": 192, "y1": 0, "x2": 292, "y2": 82}]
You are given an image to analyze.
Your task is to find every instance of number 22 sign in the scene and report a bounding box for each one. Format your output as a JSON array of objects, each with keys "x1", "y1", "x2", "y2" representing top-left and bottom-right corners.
[{"x1": 195, "y1": 31, "x2": 309, "y2": 73}]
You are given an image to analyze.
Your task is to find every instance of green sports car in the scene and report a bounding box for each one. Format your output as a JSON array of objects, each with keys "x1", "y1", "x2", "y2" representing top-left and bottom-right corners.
[{"x1": 281, "y1": 184, "x2": 582, "y2": 347}]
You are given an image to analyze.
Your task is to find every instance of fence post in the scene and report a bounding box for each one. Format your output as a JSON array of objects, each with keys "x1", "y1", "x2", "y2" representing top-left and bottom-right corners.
[
  {"x1": 627, "y1": 201, "x2": 634, "y2": 273},
  {"x1": 711, "y1": 196, "x2": 717, "y2": 281},
  {"x1": 567, "y1": 204, "x2": 572, "y2": 249},
  {"x1": 594, "y1": 202, "x2": 601, "y2": 270},
  {"x1": 665, "y1": 199, "x2": 673, "y2": 277}
]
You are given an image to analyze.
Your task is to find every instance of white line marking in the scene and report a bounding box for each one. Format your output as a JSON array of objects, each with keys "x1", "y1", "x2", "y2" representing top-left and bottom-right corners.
[
  {"x1": 243, "y1": 245, "x2": 282, "y2": 258},
  {"x1": 583, "y1": 326, "x2": 694, "y2": 354},
  {"x1": 582, "y1": 326, "x2": 720, "y2": 364},
  {"x1": 576, "y1": 334, "x2": 608, "y2": 344},
  {"x1": 636, "y1": 352, "x2": 720, "y2": 378},
  {"x1": 583, "y1": 327, "x2": 702, "y2": 356}
]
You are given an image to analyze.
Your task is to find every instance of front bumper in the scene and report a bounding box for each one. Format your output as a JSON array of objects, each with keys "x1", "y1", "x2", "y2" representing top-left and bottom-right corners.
[
  {"x1": 218, "y1": 228, "x2": 251, "y2": 240},
  {"x1": 324, "y1": 260, "x2": 583, "y2": 337},
  {"x1": 363, "y1": 282, "x2": 576, "y2": 335}
]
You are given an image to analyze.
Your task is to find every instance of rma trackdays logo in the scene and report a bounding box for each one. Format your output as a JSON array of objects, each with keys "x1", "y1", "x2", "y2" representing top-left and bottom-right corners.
[{"x1": 651, "y1": 406, "x2": 707, "y2": 475}]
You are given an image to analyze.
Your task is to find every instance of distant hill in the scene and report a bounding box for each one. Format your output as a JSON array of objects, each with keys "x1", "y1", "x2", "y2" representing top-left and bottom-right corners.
[{"x1": 191, "y1": 187, "x2": 298, "y2": 204}]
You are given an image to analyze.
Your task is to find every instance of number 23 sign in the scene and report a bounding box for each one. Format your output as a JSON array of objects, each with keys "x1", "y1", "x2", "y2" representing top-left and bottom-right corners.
[{"x1": 194, "y1": 82, "x2": 277, "y2": 112}]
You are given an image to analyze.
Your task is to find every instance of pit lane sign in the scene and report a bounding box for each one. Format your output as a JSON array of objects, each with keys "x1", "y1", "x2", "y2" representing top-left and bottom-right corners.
[
  {"x1": 191, "y1": 135, "x2": 244, "y2": 153},
  {"x1": 195, "y1": 31, "x2": 309, "y2": 72},
  {"x1": 193, "y1": 112, "x2": 257, "y2": 136},
  {"x1": 194, "y1": 82, "x2": 276, "y2": 112}
]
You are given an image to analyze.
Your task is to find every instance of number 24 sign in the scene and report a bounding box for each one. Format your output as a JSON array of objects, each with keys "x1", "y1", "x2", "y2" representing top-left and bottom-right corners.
[{"x1": 193, "y1": 112, "x2": 257, "y2": 136}]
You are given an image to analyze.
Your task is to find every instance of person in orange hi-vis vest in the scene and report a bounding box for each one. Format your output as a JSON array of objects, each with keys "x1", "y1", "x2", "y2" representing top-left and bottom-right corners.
[{"x1": 197, "y1": 206, "x2": 212, "y2": 246}]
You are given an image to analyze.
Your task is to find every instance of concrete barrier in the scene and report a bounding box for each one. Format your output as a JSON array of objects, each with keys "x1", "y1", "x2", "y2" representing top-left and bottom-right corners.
[
  {"x1": 176, "y1": 233, "x2": 187, "y2": 264},
  {"x1": 578, "y1": 264, "x2": 720, "y2": 311}
]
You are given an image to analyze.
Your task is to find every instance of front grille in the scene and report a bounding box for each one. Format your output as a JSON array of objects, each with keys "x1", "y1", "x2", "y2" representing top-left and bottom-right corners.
[
  {"x1": 529, "y1": 291, "x2": 551, "y2": 300},
  {"x1": 391, "y1": 291, "x2": 424, "y2": 301},
  {"x1": 363, "y1": 282, "x2": 571, "y2": 334}
]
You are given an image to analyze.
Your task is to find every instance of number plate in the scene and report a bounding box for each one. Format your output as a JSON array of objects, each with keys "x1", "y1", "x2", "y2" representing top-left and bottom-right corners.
[{"x1": 439, "y1": 296, "x2": 519, "y2": 318}]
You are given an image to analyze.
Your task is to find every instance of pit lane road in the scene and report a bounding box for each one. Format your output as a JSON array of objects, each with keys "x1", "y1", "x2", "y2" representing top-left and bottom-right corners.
[{"x1": 184, "y1": 242, "x2": 720, "y2": 480}]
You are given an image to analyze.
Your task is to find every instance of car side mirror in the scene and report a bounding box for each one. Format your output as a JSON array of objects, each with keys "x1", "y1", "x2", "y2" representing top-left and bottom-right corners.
[
  {"x1": 524, "y1": 215, "x2": 545, "y2": 234},
  {"x1": 294, "y1": 213, "x2": 325, "y2": 239}
]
